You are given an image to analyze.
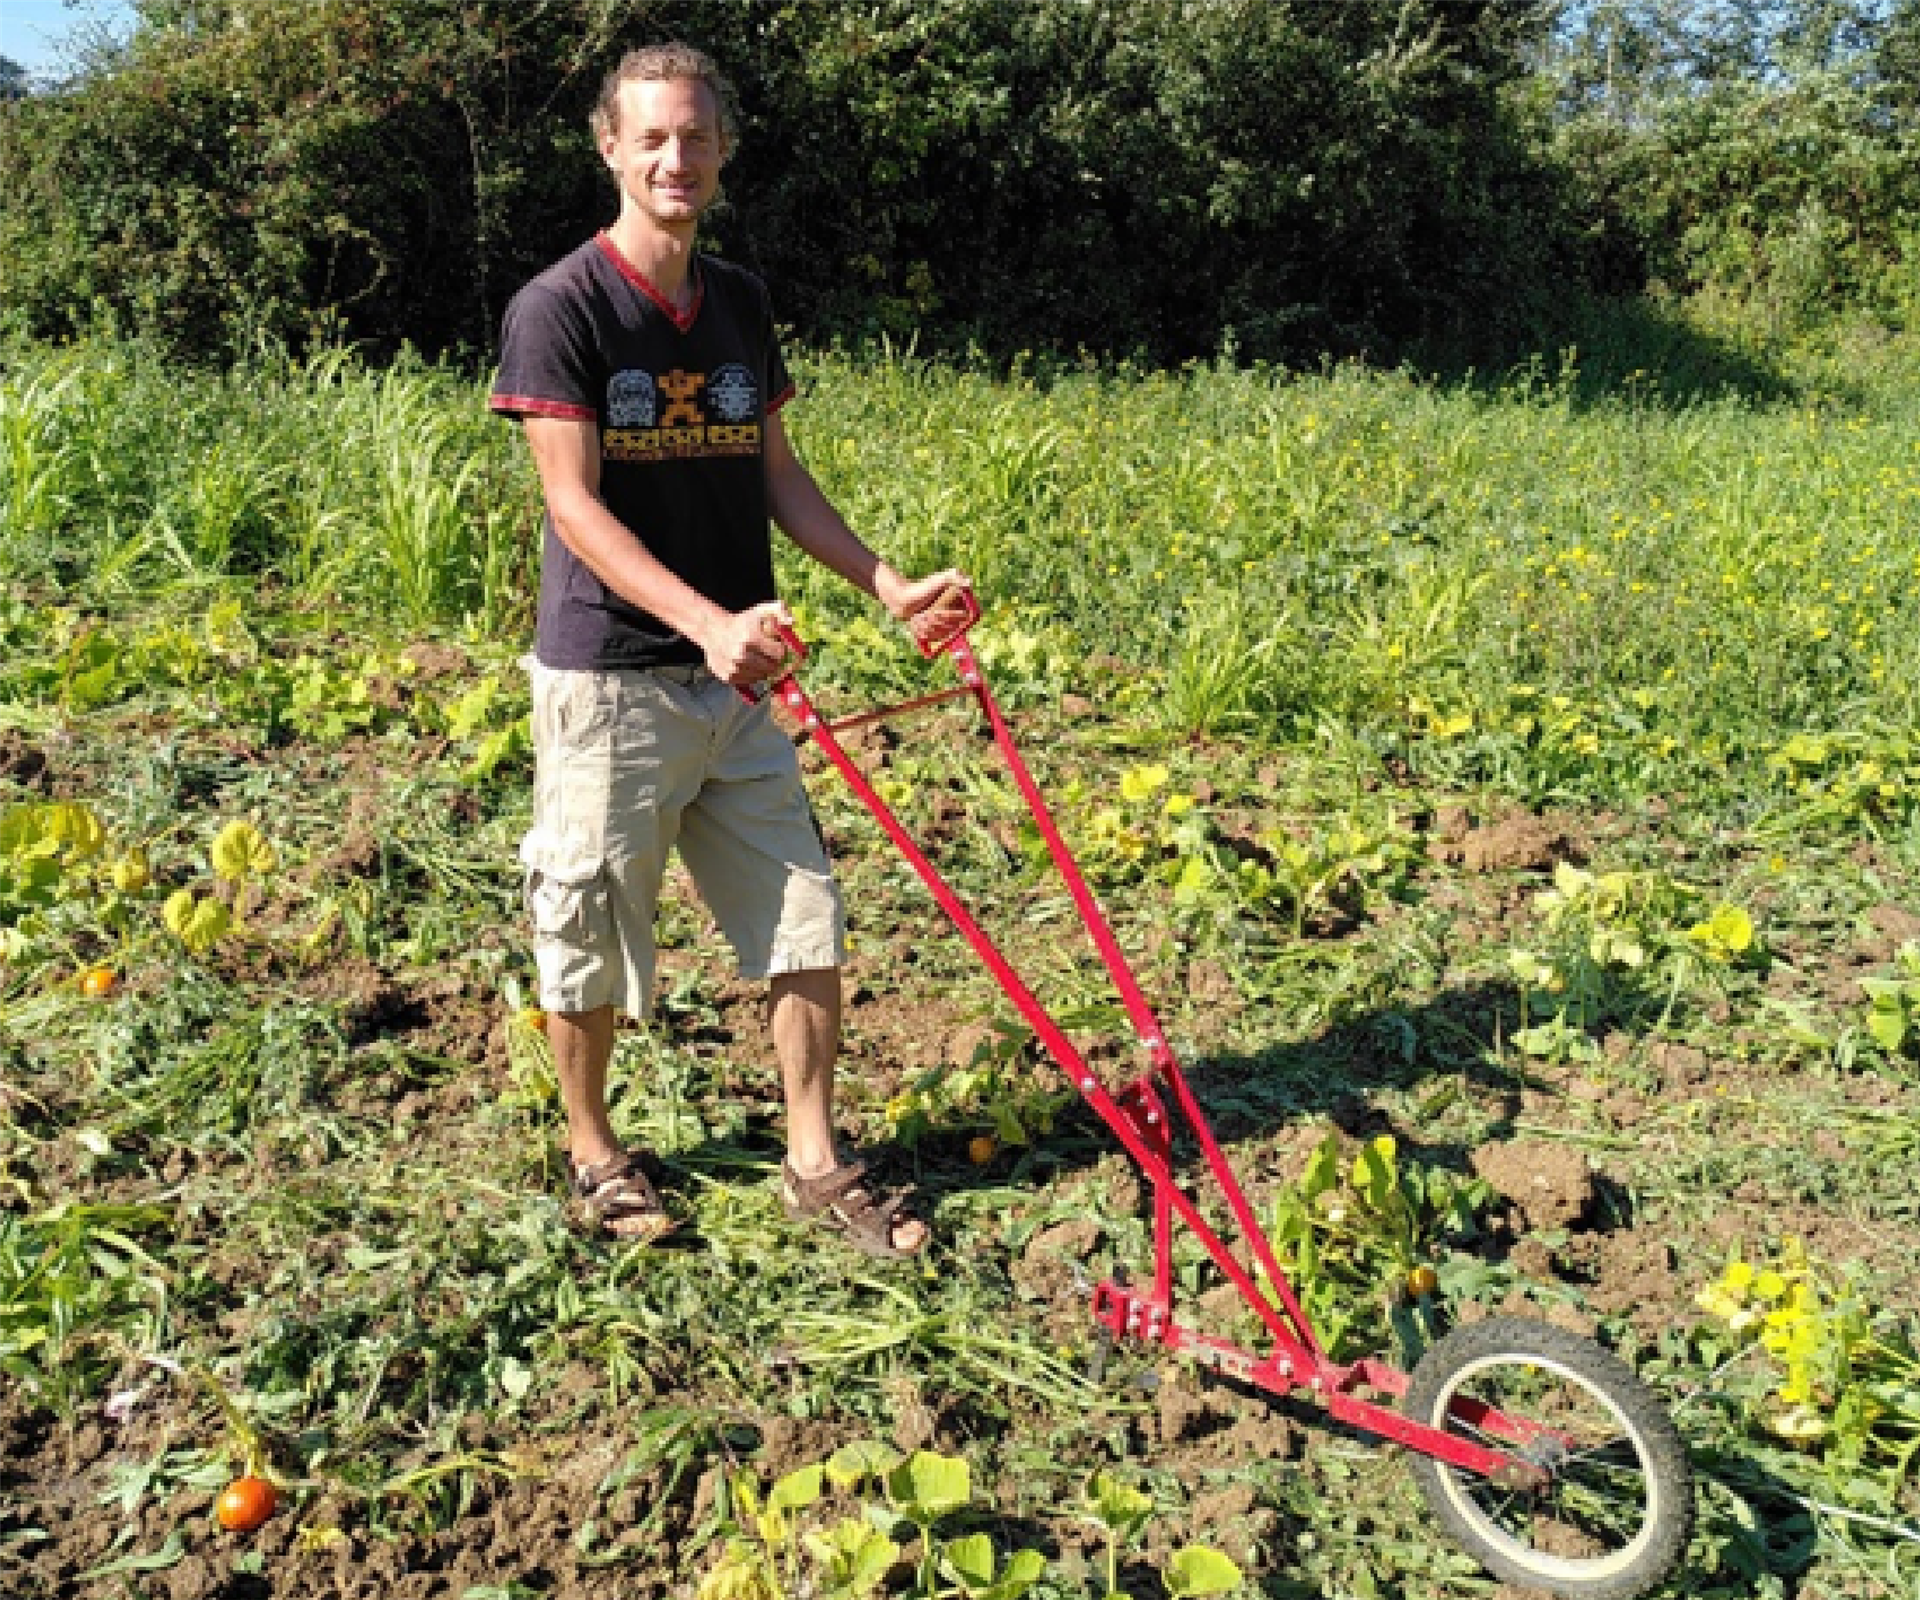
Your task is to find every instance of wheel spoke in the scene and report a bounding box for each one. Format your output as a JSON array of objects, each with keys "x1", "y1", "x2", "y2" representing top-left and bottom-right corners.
[{"x1": 1406, "y1": 1318, "x2": 1693, "y2": 1596}]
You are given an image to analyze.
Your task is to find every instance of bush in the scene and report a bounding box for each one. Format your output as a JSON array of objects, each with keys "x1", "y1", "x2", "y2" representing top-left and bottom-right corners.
[
  {"x1": 1552, "y1": 71, "x2": 1920, "y2": 337},
  {"x1": 0, "y1": 0, "x2": 1585, "y2": 367}
]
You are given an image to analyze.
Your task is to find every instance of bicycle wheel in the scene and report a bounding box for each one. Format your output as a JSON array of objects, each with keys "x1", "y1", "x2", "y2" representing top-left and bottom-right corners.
[{"x1": 1404, "y1": 1317, "x2": 1692, "y2": 1600}]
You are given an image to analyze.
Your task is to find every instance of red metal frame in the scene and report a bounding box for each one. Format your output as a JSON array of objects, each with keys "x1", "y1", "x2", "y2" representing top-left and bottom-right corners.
[{"x1": 766, "y1": 594, "x2": 1550, "y2": 1490}]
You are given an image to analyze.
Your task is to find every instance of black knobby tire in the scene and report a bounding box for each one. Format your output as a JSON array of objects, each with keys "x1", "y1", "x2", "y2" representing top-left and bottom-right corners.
[{"x1": 1404, "y1": 1317, "x2": 1693, "y2": 1599}]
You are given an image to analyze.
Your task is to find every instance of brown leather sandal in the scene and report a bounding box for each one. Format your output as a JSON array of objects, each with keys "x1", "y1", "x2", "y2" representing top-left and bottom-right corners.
[
  {"x1": 781, "y1": 1157, "x2": 927, "y2": 1259},
  {"x1": 572, "y1": 1150, "x2": 676, "y2": 1243}
]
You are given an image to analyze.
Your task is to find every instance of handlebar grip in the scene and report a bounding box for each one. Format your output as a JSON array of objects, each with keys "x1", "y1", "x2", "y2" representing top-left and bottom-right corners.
[
  {"x1": 772, "y1": 618, "x2": 808, "y2": 663},
  {"x1": 912, "y1": 584, "x2": 981, "y2": 658},
  {"x1": 736, "y1": 616, "x2": 807, "y2": 704}
]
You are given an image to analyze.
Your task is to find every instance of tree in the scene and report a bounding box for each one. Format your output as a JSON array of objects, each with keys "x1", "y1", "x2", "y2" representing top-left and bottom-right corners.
[
  {"x1": 0, "y1": 0, "x2": 1588, "y2": 366},
  {"x1": 1873, "y1": 0, "x2": 1920, "y2": 117},
  {"x1": 1544, "y1": 0, "x2": 1897, "y2": 115},
  {"x1": 0, "y1": 55, "x2": 30, "y2": 100}
]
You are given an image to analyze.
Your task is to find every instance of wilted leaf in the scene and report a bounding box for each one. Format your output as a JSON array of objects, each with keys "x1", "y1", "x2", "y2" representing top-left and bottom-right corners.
[
  {"x1": 1552, "y1": 860, "x2": 1591, "y2": 899},
  {"x1": 1172, "y1": 853, "x2": 1212, "y2": 904},
  {"x1": 445, "y1": 677, "x2": 499, "y2": 740},
  {"x1": 162, "y1": 890, "x2": 230, "y2": 953},
  {"x1": 826, "y1": 1440, "x2": 903, "y2": 1491},
  {"x1": 695, "y1": 1540, "x2": 775, "y2": 1600},
  {"x1": 768, "y1": 1464, "x2": 823, "y2": 1514},
  {"x1": 1865, "y1": 1005, "x2": 1908, "y2": 1052},
  {"x1": 1163, "y1": 1543, "x2": 1244, "y2": 1597},
  {"x1": 1350, "y1": 1137, "x2": 1397, "y2": 1212},
  {"x1": 1083, "y1": 1468, "x2": 1151, "y2": 1536},
  {"x1": 1708, "y1": 903, "x2": 1754, "y2": 952},
  {"x1": 803, "y1": 1517, "x2": 898, "y2": 1593},
  {"x1": 212, "y1": 820, "x2": 276, "y2": 881},
  {"x1": 0, "y1": 801, "x2": 106, "y2": 862}
]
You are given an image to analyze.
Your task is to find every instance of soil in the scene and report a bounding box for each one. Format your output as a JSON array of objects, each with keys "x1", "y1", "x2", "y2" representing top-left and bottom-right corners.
[
  {"x1": 1469, "y1": 1140, "x2": 1597, "y2": 1232},
  {"x1": 9, "y1": 704, "x2": 1920, "y2": 1597},
  {"x1": 0, "y1": 728, "x2": 50, "y2": 790},
  {"x1": 1425, "y1": 808, "x2": 1585, "y2": 873}
]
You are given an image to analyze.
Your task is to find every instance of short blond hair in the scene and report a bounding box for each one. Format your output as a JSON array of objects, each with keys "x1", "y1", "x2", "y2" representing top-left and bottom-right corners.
[{"x1": 591, "y1": 41, "x2": 737, "y2": 157}]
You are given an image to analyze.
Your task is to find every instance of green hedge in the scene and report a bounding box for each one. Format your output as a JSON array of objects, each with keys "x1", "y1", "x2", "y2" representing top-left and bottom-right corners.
[
  {"x1": 0, "y1": 0, "x2": 1581, "y2": 366},
  {"x1": 1547, "y1": 84, "x2": 1920, "y2": 340}
]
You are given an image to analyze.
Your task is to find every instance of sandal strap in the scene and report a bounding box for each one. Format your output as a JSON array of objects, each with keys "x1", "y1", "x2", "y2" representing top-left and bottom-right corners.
[
  {"x1": 782, "y1": 1158, "x2": 870, "y2": 1212},
  {"x1": 573, "y1": 1149, "x2": 651, "y2": 1197},
  {"x1": 830, "y1": 1185, "x2": 917, "y2": 1258},
  {"x1": 783, "y1": 1160, "x2": 922, "y2": 1259},
  {"x1": 592, "y1": 1187, "x2": 664, "y2": 1222}
]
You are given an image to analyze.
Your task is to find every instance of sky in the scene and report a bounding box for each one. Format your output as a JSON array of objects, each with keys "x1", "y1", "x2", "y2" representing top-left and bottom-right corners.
[{"x1": 0, "y1": 0, "x2": 137, "y2": 83}]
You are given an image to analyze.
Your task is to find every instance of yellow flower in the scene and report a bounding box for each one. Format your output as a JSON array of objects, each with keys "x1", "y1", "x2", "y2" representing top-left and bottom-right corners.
[{"x1": 1119, "y1": 764, "x2": 1170, "y2": 803}]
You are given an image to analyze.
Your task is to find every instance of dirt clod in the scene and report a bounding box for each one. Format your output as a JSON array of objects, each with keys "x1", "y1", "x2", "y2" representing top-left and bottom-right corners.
[
  {"x1": 1471, "y1": 1140, "x2": 1595, "y2": 1231},
  {"x1": 1428, "y1": 811, "x2": 1581, "y2": 873}
]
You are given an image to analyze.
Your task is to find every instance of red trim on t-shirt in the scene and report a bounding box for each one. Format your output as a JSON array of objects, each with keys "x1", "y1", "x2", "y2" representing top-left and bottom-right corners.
[
  {"x1": 768, "y1": 382, "x2": 796, "y2": 414},
  {"x1": 594, "y1": 231, "x2": 703, "y2": 333},
  {"x1": 490, "y1": 394, "x2": 597, "y2": 422}
]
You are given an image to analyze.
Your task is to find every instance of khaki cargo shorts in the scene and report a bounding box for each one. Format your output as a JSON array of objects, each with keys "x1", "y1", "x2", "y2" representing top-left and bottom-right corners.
[{"x1": 521, "y1": 657, "x2": 845, "y2": 1016}]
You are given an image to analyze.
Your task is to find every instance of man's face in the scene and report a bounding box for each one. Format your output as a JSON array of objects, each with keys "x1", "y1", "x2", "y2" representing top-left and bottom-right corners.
[{"x1": 600, "y1": 76, "x2": 726, "y2": 234}]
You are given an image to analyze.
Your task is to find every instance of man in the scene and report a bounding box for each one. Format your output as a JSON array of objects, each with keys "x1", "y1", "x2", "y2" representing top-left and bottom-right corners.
[{"x1": 490, "y1": 42, "x2": 963, "y2": 1252}]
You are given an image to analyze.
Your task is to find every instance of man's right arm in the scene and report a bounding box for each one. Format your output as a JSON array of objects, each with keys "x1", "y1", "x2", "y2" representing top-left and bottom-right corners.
[{"x1": 521, "y1": 416, "x2": 791, "y2": 687}]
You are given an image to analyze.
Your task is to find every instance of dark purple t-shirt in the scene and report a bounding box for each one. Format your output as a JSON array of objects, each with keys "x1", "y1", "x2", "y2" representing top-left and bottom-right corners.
[{"x1": 490, "y1": 233, "x2": 796, "y2": 670}]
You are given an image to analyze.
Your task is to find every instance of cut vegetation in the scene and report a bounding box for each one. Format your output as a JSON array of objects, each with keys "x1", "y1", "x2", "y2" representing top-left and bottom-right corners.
[{"x1": 1, "y1": 326, "x2": 1918, "y2": 1597}]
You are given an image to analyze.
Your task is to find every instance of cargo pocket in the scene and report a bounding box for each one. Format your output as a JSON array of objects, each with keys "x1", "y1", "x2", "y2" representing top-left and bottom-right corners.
[{"x1": 520, "y1": 830, "x2": 606, "y2": 944}]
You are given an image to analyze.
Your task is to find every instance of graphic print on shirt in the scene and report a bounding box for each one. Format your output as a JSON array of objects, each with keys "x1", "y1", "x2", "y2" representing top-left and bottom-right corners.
[
  {"x1": 603, "y1": 364, "x2": 761, "y2": 463},
  {"x1": 606, "y1": 369, "x2": 657, "y2": 428}
]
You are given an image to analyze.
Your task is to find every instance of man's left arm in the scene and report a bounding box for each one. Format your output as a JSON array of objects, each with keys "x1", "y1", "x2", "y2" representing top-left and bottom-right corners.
[{"x1": 765, "y1": 412, "x2": 966, "y2": 622}]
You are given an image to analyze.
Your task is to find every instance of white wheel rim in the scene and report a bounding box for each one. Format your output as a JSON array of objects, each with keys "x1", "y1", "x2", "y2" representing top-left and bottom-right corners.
[{"x1": 1431, "y1": 1347, "x2": 1663, "y2": 1583}]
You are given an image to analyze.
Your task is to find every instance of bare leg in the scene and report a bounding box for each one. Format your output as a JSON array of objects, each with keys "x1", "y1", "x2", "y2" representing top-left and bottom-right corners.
[
  {"x1": 550, "y1": 1005, "x2": 620, "y2": 1166},
  {"x1": 772, "y1": 967, "x2": 926, "y2": 1253},
  {"x1": 771, "y1": 968, "x2": 840, "y2": 1175},
  {"x1": 549, "y1": 1005, "x2": 663, "y2": 1238}
]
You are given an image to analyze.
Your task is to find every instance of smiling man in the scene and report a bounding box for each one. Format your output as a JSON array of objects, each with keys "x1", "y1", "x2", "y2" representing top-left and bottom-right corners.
[{"x1": 490, "y1": 42, "x2": 963, "y2": 1252}]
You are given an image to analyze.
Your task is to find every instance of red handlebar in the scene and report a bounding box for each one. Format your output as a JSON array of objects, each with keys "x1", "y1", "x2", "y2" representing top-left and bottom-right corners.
[
  {"x1": 910, "y1": 584, "x2": 981, "y2": 657},
  {"x1": 772, "y1": 618, "x2": 808, "y2": 664},
  {"x1": 739, "y1": 586, "x2": 978, "y2": 702}
]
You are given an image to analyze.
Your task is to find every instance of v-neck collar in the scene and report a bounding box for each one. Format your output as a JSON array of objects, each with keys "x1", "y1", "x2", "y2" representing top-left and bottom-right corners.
[{"x1": 595, "y1": 231, "x2": 702, "y2": 332}]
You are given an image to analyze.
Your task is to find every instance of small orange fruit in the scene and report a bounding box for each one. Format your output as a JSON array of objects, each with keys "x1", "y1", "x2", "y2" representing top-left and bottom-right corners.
[
  {"x1": 79, "y1": 967, "x2": 118, "y2": 999},
  {"x1": 214, "y1": 1475, "x2": 277, "y2": 1532},
  {"x1": 967, "y1": 1134, "x2": 997, "y2": 1165},
  {"x1": 517, "y1": 1006, "x2": 548, "y2": 1034},
  {"x1": 1406, "y1": 1264, "x2": 1440, "y2": 1298}
]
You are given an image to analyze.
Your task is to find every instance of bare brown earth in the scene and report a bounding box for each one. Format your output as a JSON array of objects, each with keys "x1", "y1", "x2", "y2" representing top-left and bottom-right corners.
[{"x1": 5, "y1": 723, "x2": 1918, "y2": 1597}]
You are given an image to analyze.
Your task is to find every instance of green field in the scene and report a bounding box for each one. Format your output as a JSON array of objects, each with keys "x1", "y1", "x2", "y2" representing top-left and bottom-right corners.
[{"x1": 2, "y1": 325, "x2": 1918, "y2": 1598}]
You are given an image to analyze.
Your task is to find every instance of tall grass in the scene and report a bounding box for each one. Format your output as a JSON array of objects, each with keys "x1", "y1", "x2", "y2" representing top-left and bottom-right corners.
[
  {"x1": 0, "y1": 336, "x2": 535, "y2": 631},
  {"x1": 4, "y1": 324, "x2": 1918, "y2": 801},
  {"x1": 788, "y1": 343, "x2": 1920, "y2": 796}
]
